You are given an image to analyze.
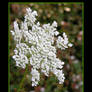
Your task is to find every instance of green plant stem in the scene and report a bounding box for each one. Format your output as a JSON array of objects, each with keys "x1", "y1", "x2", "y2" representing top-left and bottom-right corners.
[{"x1": 17, "y1": 65, "x2": 28, "y2": 92}]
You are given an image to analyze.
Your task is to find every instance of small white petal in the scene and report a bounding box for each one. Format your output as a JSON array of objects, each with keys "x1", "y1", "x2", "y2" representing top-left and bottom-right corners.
[
  {"x1": 68, "y1": 43, "x2": 73, "y2": 47},
  {"x1": 52, "y1": 21, "x2": 57, "y2": 27},
  {"x1": 54, "y1": 31, "x2": 59, "y2": 36}
]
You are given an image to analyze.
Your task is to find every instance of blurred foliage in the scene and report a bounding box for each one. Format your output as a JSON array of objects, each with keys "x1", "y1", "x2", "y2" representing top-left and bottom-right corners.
[{"x1": 9, "y1": 3, "x2": 83, "y2": 92}]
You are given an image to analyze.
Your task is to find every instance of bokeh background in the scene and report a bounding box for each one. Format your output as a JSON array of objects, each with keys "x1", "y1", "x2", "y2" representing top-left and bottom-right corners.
[{"x1": 9, "y1": 3, "x2": 83, "y2": 92}]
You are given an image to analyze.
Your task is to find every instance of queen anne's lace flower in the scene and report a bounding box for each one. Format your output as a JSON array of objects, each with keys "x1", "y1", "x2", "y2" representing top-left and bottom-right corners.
[{"x1": 11, "y1": 8, "x2": 73, "y2": 86}]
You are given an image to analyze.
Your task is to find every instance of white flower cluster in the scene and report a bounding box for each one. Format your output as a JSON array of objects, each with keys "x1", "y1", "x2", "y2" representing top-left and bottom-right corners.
[
  {"x1": 11, "y1": 8, "x2": 73, "y2": 86},
  {"x1": 57, "y1": 32, "x2": 73, "y2": 50}
]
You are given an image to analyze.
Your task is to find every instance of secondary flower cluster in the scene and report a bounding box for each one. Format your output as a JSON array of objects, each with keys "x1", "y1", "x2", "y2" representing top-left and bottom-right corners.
[{"x1": 11, "y1": 8, "x2": 73, "y2": 86}]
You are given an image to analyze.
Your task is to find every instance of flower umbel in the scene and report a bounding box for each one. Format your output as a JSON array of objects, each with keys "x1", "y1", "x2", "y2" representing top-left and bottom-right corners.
[{"x1": 11, "y1": 8, "x2": 73, "y2": 86}]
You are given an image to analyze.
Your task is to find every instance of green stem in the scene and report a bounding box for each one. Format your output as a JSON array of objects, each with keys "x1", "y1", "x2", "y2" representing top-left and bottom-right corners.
[{"x1": 17, "y1": 65, "x2": 28, "y2": 92}]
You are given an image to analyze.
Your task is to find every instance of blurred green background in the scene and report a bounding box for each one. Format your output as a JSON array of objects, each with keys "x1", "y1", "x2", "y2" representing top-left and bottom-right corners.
[{"x1": 9, "y1": 3, "x2": 83, "y2": 92}]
